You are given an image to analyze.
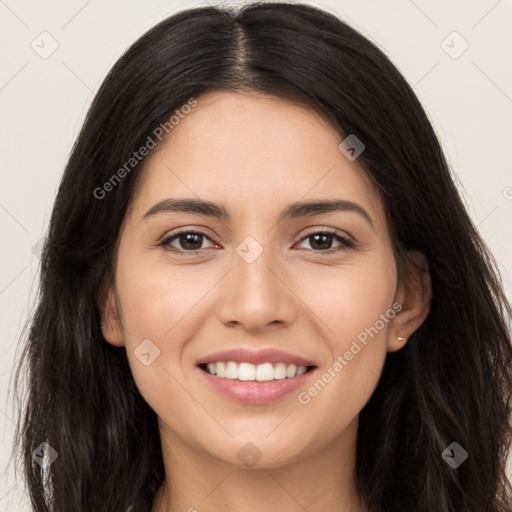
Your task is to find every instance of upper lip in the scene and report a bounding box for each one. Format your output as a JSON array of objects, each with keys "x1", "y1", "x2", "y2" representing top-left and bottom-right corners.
[{"x1": 196, "y1": 348, "x2": 316, "y2": 367}]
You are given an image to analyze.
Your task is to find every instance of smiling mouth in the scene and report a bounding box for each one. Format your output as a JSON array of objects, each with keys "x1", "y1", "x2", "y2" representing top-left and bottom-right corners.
[{"x1": 198, "y1": 362, "x2": 317, "y2": 382}]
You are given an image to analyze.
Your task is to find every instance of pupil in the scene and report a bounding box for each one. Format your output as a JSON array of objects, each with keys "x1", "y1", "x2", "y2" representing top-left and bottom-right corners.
[
  {"x1": 181, "y1": 233, "x2": 202, "y2": 250},
  {"x1": 311, "y1": 234, "x2": 332, "y2": 250}
]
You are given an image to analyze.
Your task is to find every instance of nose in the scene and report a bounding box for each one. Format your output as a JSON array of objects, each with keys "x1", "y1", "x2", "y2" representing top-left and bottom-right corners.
[{"x1": 216, "y1": 244, "x2": 297, "y2": 331}]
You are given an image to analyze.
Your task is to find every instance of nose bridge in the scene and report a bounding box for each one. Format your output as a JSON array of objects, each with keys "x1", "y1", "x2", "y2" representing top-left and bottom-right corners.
[
  {"x1": 216, "y1": 235, "x2": 296, "y2": 328},
  {"x1": 234, "y1": 236, "x2": 281, "y2": 306}
]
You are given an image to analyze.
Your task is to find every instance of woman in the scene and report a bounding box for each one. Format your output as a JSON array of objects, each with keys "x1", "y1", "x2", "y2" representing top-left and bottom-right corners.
[{"x1": 12, "y1": 2, "x2": 512, "y2": 511}]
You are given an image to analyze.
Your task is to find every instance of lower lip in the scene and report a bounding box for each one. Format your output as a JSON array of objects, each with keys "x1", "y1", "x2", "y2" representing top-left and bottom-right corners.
[{"x1": 197, "y1": 366, "x2": 316, "y2": 405}]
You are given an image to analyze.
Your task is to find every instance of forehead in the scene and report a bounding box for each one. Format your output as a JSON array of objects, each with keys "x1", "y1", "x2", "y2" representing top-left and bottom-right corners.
[{"x1": 128, "y1": 90, "x2": 385, "y2": 230}]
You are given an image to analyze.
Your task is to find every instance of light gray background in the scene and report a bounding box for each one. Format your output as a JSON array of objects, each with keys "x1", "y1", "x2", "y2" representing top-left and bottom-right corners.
[{"x1": 1, "y1": 0, "x2": 511, "y2": 509}]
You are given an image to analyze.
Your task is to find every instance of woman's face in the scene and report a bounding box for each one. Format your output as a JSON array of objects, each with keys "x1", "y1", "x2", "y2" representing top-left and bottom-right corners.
[{"x1": 100, "y1": 90, "x2": 427, "y2": 469}]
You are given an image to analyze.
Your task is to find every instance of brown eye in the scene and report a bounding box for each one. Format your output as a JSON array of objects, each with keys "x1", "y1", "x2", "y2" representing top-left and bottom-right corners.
[
  {"x1": 159, "y1": 231, "x2": 215, "y2": 253},
  {"x1": 296, "y1": 230, "x2": 354, "y2": 252}
]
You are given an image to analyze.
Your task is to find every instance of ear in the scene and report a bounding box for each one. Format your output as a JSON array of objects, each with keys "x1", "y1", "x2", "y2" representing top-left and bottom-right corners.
[
  {"x1": 388, "y1": 250, "x2": 432, "y2": 353},
  {"x1": 96, "y1": 277, "x2": 124, "y2": 347}
]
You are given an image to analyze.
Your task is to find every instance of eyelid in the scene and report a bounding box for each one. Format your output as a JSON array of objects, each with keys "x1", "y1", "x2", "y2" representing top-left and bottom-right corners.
[
  {"x1": 294, "y1": 227, "x2": 355, "y2": 252},
  {"x1": 299, "y1": 226, "x2": 354, "y2": 243},
  {"x1": 158, "y1": 229, "x2": 218, "y2": 252}
]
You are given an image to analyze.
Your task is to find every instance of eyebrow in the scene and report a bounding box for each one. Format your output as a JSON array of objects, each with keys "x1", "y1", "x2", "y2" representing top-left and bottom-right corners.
[{"x1": 141, "y1": 197, "x2": 375, "y2": 230}]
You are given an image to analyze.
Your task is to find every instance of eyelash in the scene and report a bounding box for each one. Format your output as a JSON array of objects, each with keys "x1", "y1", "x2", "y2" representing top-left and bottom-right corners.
[{"x1": 157, "y1": 229, "x2": 355, "y2": 255}]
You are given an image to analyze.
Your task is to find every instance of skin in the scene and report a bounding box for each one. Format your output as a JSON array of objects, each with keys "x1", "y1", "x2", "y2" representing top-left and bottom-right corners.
[{"x1": 99, "y1": 90, "x2": 431, "y2": 512}]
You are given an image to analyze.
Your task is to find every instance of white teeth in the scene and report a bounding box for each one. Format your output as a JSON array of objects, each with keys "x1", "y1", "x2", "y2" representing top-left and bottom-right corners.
[
  {"x1": 274, "y1": 362, "x2": 287, "y2": 380},
  {"x1": 256, "y1": 362, "x2": 274, "y2": 381},
  {"x1": 226, "y1": 361, "x2": 238, "y2": 379},
  {"x1": 216, "y1": 362, "x2": 226, "y2": 378},
  {"x1": 238, "y1": 362, "x2": 256, "y2": 381},
  {"x1": 296, "y1": 366, "x2": 307, "y2": 376},
  {"x1": 203, "y1": 361, "x2": 310, "y2": 381},
  {"x1": 286, "y1": 364, "x2": 297, "y2": 378}
]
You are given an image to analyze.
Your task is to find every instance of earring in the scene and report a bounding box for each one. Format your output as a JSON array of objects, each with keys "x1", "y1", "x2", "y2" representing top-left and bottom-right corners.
[{"x1": 397, "y1": 336, "x2": 407, "y2": 343}]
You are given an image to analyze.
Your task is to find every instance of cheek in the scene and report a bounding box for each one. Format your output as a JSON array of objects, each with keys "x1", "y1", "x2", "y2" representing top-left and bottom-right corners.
[
  {"x1": 294, "y1": 252, "x2": 396, "y2": 417},
  {"x1": 116, "y1": 251, "x2": 212, "y2": 342},
  {"x1": 113, "y1": 251, "x2": 217, "y2": 407},
  {"x1": 114, "y1": 265, "x2": 200, "y2": 420},
  {"x1": 302, "y1": 250, "x2": 397, "y2": 344}
]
